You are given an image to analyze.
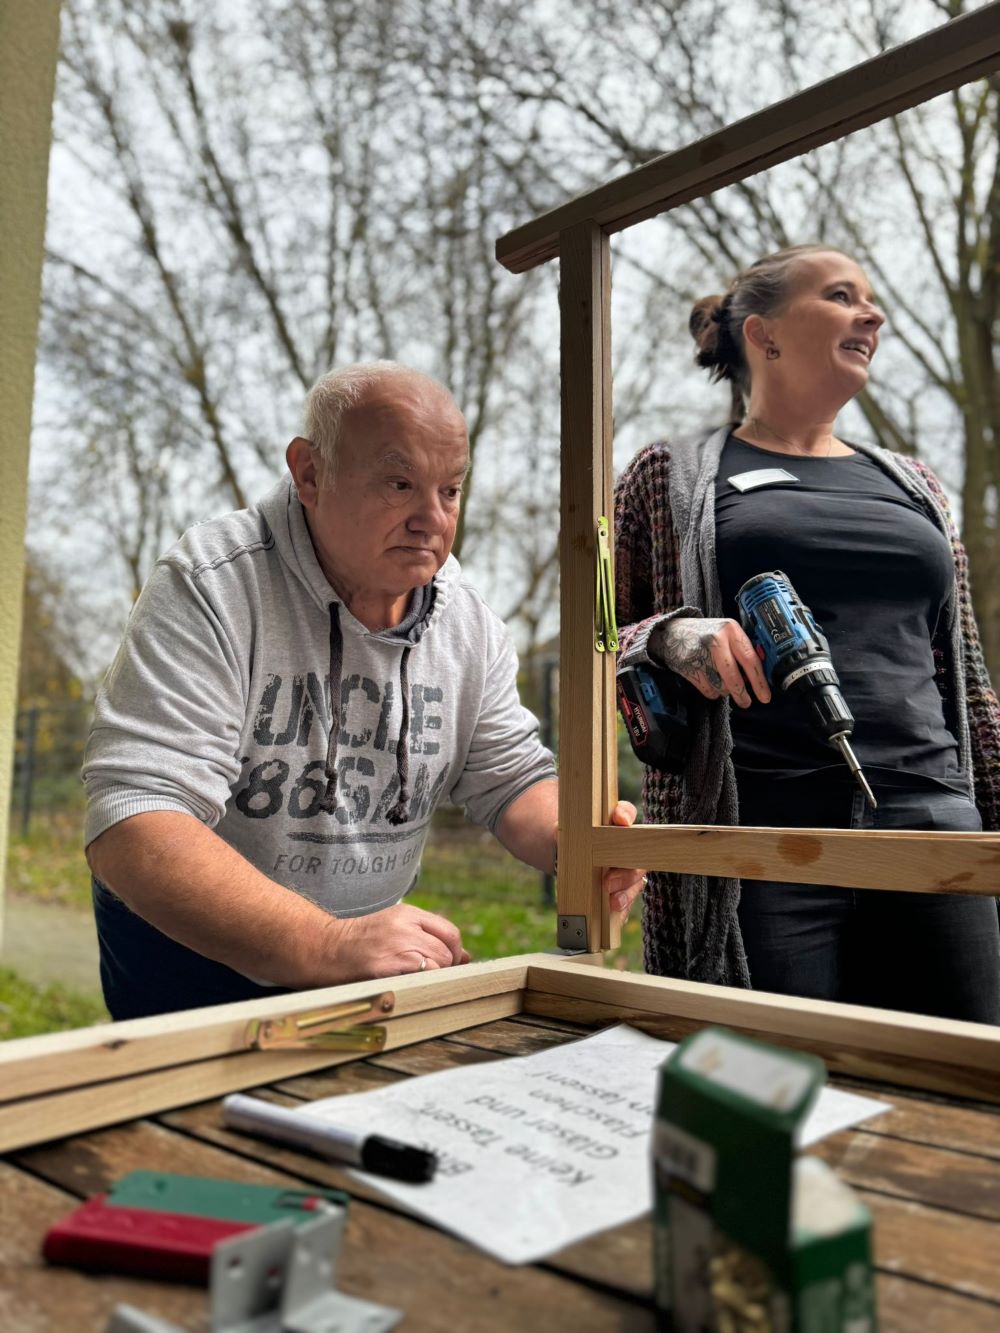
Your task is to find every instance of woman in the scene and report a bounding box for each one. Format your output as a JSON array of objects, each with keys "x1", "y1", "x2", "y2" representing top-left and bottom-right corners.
[{"x1": 615, "y1": 244, "x2": 1000, "y2": 1023}]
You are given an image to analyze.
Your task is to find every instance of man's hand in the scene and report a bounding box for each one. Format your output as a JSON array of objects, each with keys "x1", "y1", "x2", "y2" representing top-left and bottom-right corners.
[
  {"x1": 603, "y1": 800, "x2": 646, "y2": 921},
  {"x1": 331, "y1": 903, "x2": 471, "y2": 979}
]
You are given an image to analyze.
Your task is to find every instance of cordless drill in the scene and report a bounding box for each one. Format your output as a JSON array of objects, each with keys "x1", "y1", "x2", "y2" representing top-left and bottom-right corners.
[
  {"x1": 616, "y1": 572, "x2": 877, "y2": 807},
  {"x1": 736, "y1": 571, "x2": 877, "y2": 809}
]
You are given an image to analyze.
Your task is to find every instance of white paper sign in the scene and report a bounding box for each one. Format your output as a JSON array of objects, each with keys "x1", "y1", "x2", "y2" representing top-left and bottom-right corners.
[{"x1": 305, "y1": 1025, "x2": 889, "y2": 1265}]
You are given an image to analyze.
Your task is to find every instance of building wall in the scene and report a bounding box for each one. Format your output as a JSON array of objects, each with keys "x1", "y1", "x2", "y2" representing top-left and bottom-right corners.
[{"x1": 0, "y1": 2, "x2": 62, "y2": 946}]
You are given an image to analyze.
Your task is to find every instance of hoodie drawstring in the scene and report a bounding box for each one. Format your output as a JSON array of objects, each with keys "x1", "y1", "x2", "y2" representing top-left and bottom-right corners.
[
  {"x1": 386, "y1": 646, "x2": 412, "y2": 826},
  {"x1": 322, "y1": 603, "x2": 345, "y2": 815},
  {"x1": 323, "y1": 603, "x2": 412, "y2": 825}
]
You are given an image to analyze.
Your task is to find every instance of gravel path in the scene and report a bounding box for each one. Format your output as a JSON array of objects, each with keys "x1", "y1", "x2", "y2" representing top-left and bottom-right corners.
[{"x1": 0, "y1": 894, "x2": 101, "y2": 994}]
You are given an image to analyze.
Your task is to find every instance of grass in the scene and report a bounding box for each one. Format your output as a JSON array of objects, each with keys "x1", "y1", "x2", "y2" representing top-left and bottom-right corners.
[
  {"x1": 413, "y1": 821, "x2": 646, "y2": 971},
  {"x1": 6, "y1": 805, "x2": 92, "y2": 909},
  {"x1": 0, "y1": 966, "x2": 107, "y2": 1040},
  {"x1": 1, "y1": 804, "x2": 646, "y2": 1038}
]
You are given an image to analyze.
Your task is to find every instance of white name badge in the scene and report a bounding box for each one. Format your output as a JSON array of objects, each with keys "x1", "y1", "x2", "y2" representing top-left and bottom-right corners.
[{"x1": 727, "y1": 467, "x2": 799, "y2": 493}]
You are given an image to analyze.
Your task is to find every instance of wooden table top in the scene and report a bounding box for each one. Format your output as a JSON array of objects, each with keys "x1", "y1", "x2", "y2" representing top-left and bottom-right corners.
[{"x1": 3, "y1": 1011, "x2": 999, "y2": 1331}]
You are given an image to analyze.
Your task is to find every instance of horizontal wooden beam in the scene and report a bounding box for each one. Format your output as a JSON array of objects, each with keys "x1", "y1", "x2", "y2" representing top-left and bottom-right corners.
[
  {"x1": 496, "y1": 4, "x2": 1000, "y2": 272},
  {"x1": 0, "y1": 956, "x2": 532, "y2": 1105},
  {"x1": 0, "y1": 989, "x2": 522, "y2": 1154},
  {"x1": 591, "y1": 824, "x2": 1000, "y2": 894},
  {"x1": 524, "y1": 960, "x2": 1000, "y2": 1102}
]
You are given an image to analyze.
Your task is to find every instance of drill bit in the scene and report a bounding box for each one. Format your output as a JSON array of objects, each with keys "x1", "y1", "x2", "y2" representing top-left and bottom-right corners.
[{"x1": 832, "y1": 733, "x2": 877, "y2": 810}]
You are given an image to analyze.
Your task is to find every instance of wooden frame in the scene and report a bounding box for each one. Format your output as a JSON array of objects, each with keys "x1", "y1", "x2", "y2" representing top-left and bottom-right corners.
[
  {"x1": 1, "y1": 957, "x2": 997, "y2": 1156},
  {"x1": 2, "y1": 5, "x2": 999, "y2": 1184},
  {"x1": 498, "y1": 2, "x2": 1000, "y2": 953}
]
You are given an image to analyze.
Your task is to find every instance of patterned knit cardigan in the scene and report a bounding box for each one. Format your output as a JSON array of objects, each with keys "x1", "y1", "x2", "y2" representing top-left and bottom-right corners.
[{"x1": 614, "y1": 427, "x2": 1000, "y2": 986}]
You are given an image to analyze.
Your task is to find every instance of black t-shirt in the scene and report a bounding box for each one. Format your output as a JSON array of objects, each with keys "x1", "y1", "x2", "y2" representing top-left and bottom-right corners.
[{"x1": 714, "y1": 434, "x2": 963, "y2": 787}]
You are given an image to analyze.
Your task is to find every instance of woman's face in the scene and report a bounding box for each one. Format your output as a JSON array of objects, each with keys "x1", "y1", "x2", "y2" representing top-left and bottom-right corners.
[{"x1": 752, "y1": 251, "x2": 885, "y2": 399}]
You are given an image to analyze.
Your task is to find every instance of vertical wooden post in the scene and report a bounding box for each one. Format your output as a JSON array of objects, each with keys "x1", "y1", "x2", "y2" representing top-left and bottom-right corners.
[{"x1": 557, "y1": 222, "x2": 620, "y2": 952}]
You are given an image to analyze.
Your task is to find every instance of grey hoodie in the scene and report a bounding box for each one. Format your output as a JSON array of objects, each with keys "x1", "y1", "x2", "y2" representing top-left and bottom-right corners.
[{"x1": 84, "y1": 477, "x2": 555, "y2": 920}]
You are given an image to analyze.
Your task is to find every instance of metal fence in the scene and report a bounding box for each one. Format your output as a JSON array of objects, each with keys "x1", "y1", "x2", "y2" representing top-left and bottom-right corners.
[{"x1": 10, "y1": 702, "x2": 91, "y2": 835}]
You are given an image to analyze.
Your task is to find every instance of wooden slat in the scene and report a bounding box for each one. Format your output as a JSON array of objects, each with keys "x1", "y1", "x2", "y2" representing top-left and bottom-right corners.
[
  {"x1": 877, "y1": 1277, "x2": 1000, "y2": 1333},
  {"x1": 523, "y1": 961, "x2": 1000, "y2": 1102},
  {"x1": 0, "y1": 954, "x2": 531, "y2": 1104},
  {"x1": 835, "y1": 1082, "x2": 1000, "y2": 1160},
  {"x1": 0, "y1": 990, "x2": 520, "y2": 1153},
  {"x1": 523, "y1": 992, "x2": 1000, "y2": 1102},
  {"x1": 597, "y1": 234, "x2": 622, "y2": 953},
  {"x1": 811, "y1": 1131, "x2": 1000, "y2": 1222},
  {"x1": 591, "y1": 822, "x2": 1000, "y2": 893},
  {"x1": 495, "y1": 4, "x2": 1000, "y2": 271},
  {"x1": 557, "y1": 221, "x2": 611, "y2": 953}
]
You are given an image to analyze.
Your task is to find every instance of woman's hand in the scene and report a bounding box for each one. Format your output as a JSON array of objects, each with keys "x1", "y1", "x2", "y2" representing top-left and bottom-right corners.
[{"x1": 653, "y1": 618, "x2": 771, "y2": 708}]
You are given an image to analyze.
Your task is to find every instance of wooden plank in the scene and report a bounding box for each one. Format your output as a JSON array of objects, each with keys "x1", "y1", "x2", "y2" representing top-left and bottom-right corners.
[
  {"x1": 15, "y1": 1116, "x2": 657, "y2": 1331},
  {"x1": 810, "y1": 1131, "x2": 1000, "y2": 1222},
  {"x1": 523, "y1": 961, "x2": 1000, "y2": 1102},
  {"x1": 865, "y1": 1192, "x2": 1000, "y2": 1306},
  {"x1": 0, "y1": 954, "x2": 531, "y2": 1104},
  {"x1": 833, "y1": 1081, "x2": 1000, "y2": 1160},
  {"x1": 495, "y1": 4, "x2": 1000, "y2": 271},
  {"x1": 591, "y1": 822, "x2": 1000, "y2": 894},
  {"x1": 161, "y1": 1044, "x2": 1000, "y2": 1315},
  {"x1": 877, "y1": 1277, "x2": 1000, "y2": 1333},
  {"x1": 0, "y1": 990, "x2": 520, "y2": 1153},
  {"x1": 557, "y1": 221, "x2": 610, "y2": 954},
  {"x1": 0, "y1": 1161, "x2": 206, "y2": 1331},
  {"x1": 159, "y1": 1049, "x2": 1000, "y2": 1317},
  {"x1": 369, "y1": 1037, "x2": 504, "y2": 1077},
  {"x1": 442, "y1": 1015, "x2": 573, "y2": 1057}
]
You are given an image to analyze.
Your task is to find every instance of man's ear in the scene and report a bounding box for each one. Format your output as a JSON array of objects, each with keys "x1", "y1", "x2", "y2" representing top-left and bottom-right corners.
[{"x1": 286, "y1": 436, "x2": 319, "y2": 508}]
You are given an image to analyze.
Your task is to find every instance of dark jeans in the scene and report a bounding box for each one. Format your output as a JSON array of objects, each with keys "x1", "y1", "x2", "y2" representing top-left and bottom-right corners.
[
  {"x1": 93, "y1": 876, "x2": 289, "y2": 1019},
  {"x1": 735, "y1": 776, "x2": 1000, "y2": 1024}
]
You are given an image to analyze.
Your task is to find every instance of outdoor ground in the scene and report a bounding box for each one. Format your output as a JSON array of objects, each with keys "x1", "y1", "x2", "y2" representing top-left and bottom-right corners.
[{"x1": 0, "y1": 808, "x2": 645, "y2": 1040}]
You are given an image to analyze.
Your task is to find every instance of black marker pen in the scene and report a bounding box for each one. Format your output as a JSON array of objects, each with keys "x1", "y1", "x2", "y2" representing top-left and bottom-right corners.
[{"x1": 222, "y1": 1093, "x2": 437, "y2": 1183}]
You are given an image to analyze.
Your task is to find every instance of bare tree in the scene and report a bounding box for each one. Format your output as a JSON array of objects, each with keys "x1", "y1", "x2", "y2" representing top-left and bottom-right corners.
[
  {"x1": 439, "y1": 0, "x2": 1000, "y2": 667},
  {"x1": 37, "y1": 0, "x2": 999, "y2": 677},
  {"x1": 43, "y1": 0, "x2": 556, "y2": 606}
]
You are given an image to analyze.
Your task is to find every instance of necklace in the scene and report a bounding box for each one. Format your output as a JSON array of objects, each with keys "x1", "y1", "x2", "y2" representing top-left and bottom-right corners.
[{"x1": 745, "y1": 416, "x2": 836, "y2": 457}]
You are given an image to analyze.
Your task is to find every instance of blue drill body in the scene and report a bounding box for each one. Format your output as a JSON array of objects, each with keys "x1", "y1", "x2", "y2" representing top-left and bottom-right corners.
[{"x1": 736, "y1": 571, "x2": 876, "y2": 807}]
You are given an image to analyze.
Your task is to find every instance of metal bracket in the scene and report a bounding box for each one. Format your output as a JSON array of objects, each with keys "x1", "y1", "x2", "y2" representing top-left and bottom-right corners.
[
  {"x1": 106, "y1": 1212, "x2": 402, "y2": 1333},
  {"x1": 594, "y1": 515, "x2": 618, "y2": 652},
  {"x1": 556, "y1": 914, "x2": 589, "y2": 951},
  {"x1": 245, "y1": 993, "x2": 395, "y2": 1053}
]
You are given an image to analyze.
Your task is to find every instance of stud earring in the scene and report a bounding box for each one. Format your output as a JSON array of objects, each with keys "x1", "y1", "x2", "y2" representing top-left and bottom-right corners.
[{"x1": 765, "y1": 345, "x2": 780, "y2": 361}]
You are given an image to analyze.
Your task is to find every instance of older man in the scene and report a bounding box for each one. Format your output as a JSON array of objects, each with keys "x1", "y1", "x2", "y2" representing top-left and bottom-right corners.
[{"x1": 84, "y1": 363, "x2": 642, "y2": 1018}]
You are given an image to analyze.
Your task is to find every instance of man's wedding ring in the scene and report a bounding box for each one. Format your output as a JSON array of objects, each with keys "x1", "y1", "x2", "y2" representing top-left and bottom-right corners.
[{"x1": 418, "y1": 955, "x2": 427, "y2": 972}]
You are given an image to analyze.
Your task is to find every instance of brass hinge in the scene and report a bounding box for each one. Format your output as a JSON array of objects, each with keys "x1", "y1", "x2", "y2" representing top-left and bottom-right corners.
[{"x1": 245, "y1": 992, "x2": 395, "y2": 1053}]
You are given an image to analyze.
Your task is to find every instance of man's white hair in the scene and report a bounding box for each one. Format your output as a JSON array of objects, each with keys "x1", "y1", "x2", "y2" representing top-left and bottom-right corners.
[{"x1": 302, "y1": 361, "x2": 455, "y2": 487}]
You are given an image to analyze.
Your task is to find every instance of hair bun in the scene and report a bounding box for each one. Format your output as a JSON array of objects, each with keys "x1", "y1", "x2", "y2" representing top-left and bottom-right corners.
[{"x1": 689, "y1": 293, "x2": 728, "y2": 371}]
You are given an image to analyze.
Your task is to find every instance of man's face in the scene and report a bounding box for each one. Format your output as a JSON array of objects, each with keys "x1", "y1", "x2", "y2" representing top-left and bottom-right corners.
[{"x1": 297, "y1": 381, "x2": 470, "y2": 620}]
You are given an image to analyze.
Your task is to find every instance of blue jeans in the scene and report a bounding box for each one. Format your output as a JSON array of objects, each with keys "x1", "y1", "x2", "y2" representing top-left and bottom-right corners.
[{"x1": 735, "y1": 776, "x2": 1000, "y2": 1024}]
